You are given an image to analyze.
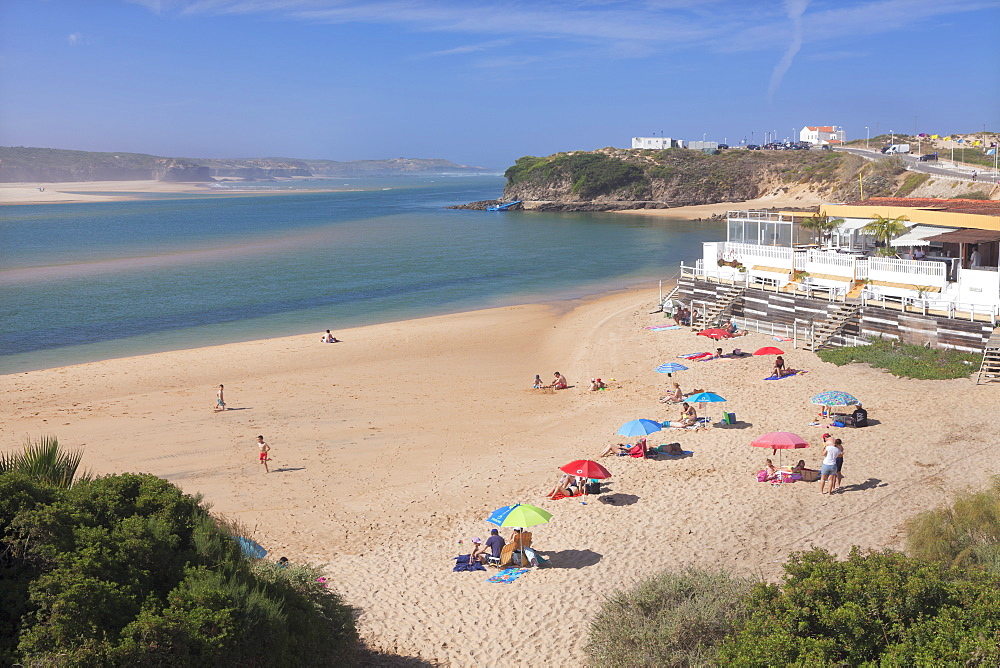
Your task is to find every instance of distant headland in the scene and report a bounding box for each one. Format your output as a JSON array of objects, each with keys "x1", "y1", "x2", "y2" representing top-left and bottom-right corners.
[{"x1": 0, "y1": 146, "x2": 493, "y2": 183}]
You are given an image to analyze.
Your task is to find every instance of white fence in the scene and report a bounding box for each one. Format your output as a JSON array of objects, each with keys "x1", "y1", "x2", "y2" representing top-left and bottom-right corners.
[
  {"x1": 855, "y1": 259, "x2": 868, "y2": 280},
  {"x1": 724, "y1": 242, "x2": 794, "y2": 263},
  {"x1": 806, "y1": 250, "x2": 855, "y2": 269},
  {"x1": 868, "y1": 256, "x2": 946, "y2": 278}
]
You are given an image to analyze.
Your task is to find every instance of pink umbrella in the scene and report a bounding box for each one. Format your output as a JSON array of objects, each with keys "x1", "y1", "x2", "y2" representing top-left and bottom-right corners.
[
  {"x1": 753, "y1": 347, "x2": 784, "y2": 356},
  {"x1": 751, "y1": 431, "x2": 809, "y2": 467}
]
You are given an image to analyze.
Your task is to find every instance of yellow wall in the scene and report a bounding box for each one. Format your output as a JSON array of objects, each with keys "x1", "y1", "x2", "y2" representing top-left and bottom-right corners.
[{"x1": 820, "y1": 204, "x2": 1000, "y2": 231}]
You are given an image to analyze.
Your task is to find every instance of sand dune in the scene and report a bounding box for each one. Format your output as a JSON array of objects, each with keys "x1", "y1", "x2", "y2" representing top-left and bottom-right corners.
[{"x1": 2, "y1": 285, "x2": 998, "y2": 665}]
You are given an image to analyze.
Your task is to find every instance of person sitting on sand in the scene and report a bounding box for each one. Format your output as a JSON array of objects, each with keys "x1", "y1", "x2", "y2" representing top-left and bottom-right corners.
[
  {"x1": 661, "y1": 382, "x2": 683, "y2": 404},
  {"x1": 673, "y1": 306, "x2": 690, "y2": 327},
  {"x1": 588, "y1": 378, "x2": 601, "y2": 391},
  {"x1": 469, "y1": 537, "x2": 488, "y2": 565},
  {"x1": 792, "y1": 459, "x2": 806, "y2": 474},
  {"x1": 532, "y1": 374, "x2": 544, "y2": 389},
  {"x1": 679, "y1": 402, "x2": 698, "y2": 427},
  {"x1": 723, "y1": 319, "x2": 748, "y2": 337},
  {"x1": 320, "y1": 329, "x2": 340, "y2": 343},
  {"x1": 773, "y1": 356, "x2": 786, "y2": 378},
  {"x1": 547, "y1": 473, "x2": 579, "y2": 498},
  {"x1": 714, "y1": 347, "x2": 724, "y2": 359},
  {"x1": 762, "y1": 458, "x2": 778, "y2": 481},
  {"x1": 550, "y1": 372, "x2": 568, "y2": 390},
  {"x1": 508, "y1": 528, "x2": 538, "y2": 567}
]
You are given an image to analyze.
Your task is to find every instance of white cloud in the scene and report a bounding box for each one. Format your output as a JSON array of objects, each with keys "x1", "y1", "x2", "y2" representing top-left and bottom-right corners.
[
  {"x1": 767, "y1": 0, "x2": 810, "y2": 103},
  {"x1": 67, "y1": 32, "x2": 85, "y2": 47}
]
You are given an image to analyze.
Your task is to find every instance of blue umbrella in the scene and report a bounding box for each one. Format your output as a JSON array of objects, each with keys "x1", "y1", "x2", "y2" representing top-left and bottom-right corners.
[
  {"x1": 810, "y1": 391, "x2": 859, "y2": 406},
  {"x1": 687, "y1": 392, "x2": 727, "y2": 424},
  {"x1": 234, "y1": 536, "x2": 267, "y2": 559},
  {"x1": 617, "y1": 419, "x2": 663, "y2": 437},
  {"x1": 687, "y1": 392, "x2": 727, "y2": 404},
  {"x1": 655, "y1": 362, "x2": 688, "y2": 377}
]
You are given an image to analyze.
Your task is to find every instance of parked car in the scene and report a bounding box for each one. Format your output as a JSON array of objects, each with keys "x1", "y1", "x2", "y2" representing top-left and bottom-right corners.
[
  {"x1": 746, "y1": 144, "x2": 760, "y2": 150},
  {"x1": 918, "y1": 153, "x2": 939, "y2": 162},
  {"x1": 718, "y1": 144, "x2": 729, "y2": 150}
]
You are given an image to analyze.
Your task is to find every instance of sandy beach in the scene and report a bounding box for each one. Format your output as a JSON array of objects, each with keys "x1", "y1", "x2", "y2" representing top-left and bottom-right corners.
[{"x1": 3, "y1": 285, "x2": 998, "y2": 665}]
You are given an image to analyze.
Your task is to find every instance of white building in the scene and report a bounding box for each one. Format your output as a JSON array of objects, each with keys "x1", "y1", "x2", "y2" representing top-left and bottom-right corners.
[
  {"x1": 632, "y1": 137, "x2": 673, "y2": 150},
  {"x1": 799, "y1": 126, "x2": 846, "y2": 145}
]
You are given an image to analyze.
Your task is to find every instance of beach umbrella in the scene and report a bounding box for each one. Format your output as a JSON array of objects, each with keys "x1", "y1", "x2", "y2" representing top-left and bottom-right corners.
[
  {"x1": 655, "y1": 362, "x2": 688, "y2": 377},
  {"x1": 810, "y1": 391, "x2": 859, "y2": 407},
  {"x1": 560, "y1": 459, "x2": 611, "y2": 480},
  {"x1": 617, "y1": 419, "x2": 663, "y2": 437},
  {"x1": 698, "y1": 328, "x2": 731, "y2": 340},
  {"x1": 486, "y1": 503, "x2": 552, "y2": 528},
  {"x1": 234, "y1": 536, "x2": 267, "y2": 559},
  {"x1": 751, "y1": 431, "x2": 809, "y2": 467},
  {"x1": 753, "y1": 347, "x2": 784, "y2": 356},
  {"x1": 687, "y1": 391, "x2": 727, "y2": 423}
]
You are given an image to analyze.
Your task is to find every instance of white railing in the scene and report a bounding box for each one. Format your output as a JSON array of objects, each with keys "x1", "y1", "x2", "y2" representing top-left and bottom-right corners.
[
  {"x1": 724, "y1": 242, "x2": 793, "y2": 262},
  {"x1": 868, "y1": 256, "x2": 946, "y2": 278},
  {"x1": 793, "y1": 252, "x2": 807, "y2": 271},
  {"x1": 807, "y1": 250, "x2": 855, "y2": 269},
  {"x1": 680, "y1": 262, "x2": 750, "y2": 287},
  {"x1": 861, "y1": 290, "x2": 999, "y2": 324},
  {"x1": 728, "y1": 210, "x2": 790, "y2": 222}
]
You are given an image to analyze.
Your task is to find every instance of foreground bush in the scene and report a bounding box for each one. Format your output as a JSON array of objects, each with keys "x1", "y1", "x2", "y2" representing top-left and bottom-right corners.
[
  {"x1": 585, "y1": 568, "x2": 755, "y2": 667},
  {"x1": 718, "y1": 547, "x2": 1000, "y2": 666},
  {"x1": 0, "y1": 472, "x2": 357, "y2": 666},
  {"x1": 817, "y1": 338, "x2": 980, "y2": 379},
  {"x1": 906, "y1": 476, "x2": 1000, "y2": 573}
]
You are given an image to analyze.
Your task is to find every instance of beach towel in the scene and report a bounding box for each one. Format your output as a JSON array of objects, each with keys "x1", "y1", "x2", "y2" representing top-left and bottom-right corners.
[
  {"x1": 678, "y1": 352, "x2": 711, "y2": 359},
  {"x1": 487, "y1": 567, "x2": 531, "y2": 584},
  {"x1": 644, "y1": 325, "x2": 683, "y2": 331},
  {"x1": 773, "y1": 336, "x2": 792, "y2": 342},
  {"x1": 652, "y1": 446, "x2": 693, "y2": 457},
  {"x1": 453, "y1": 555, "x2": 487, "y2": 572},
  {"x1": 765, "y1": 370, "x2": 809, "y2": 380},
  {"x1": 548, "y1": 490, "x2": 583, "y2": 500}
]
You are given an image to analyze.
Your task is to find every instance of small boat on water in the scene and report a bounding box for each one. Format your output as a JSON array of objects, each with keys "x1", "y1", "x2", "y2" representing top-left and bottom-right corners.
[{"x1": 486, "y1": 200, "x2": 522, "y2": 211}]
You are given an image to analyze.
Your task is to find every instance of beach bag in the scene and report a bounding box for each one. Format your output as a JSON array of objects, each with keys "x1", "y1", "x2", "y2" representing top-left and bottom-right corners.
[
  {"x1": 586, "y1": 482, "x2": 602, "y2": 495},
  {"x1": 756, "y1": 470, "x2": 769, "y2": 482},
  {"x1": 800, "y1": 469, "x2": 820, "y2": 482}
]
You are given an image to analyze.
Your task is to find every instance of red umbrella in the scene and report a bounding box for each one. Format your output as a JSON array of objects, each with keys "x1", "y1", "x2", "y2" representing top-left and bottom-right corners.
[
  {"x1": 753, "y1": 347, "x2": 784, "y2": 355},
  {"x1": 698, "y1": 328, "x2": 732, "y2": 340},
  {"x1": 751, "y1": 431, "x2": 809, "y2": 467},
  {"x1": 560, "y1": 459, "x2": 612, "y2": 480}
]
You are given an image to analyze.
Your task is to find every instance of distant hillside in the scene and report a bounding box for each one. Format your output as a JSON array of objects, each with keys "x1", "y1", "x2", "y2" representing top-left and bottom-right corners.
[
  {"x1": 464, "y1": 147, "x2": 865, "y2": 211},
  {"x1": 0, "y1": 146, "x2": 491, "y2": 183}
]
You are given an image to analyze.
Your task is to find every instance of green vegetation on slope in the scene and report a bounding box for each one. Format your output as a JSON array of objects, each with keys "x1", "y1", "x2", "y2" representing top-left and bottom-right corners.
[
  {"x1": 0, "y1": 468, "x2": 357, "y2": 666},
  {"x1": 503, "y1": 147, "x2": 862, "y2": 205},
  {"x1": 816, "y1": 338, "x2": 980, "y2": 379}
]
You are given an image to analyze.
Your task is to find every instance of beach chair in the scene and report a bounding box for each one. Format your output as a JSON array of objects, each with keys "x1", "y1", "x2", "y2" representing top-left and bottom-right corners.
[
  {"x1": 500, "y1": 531, "x2": 534, "y2": 568},
  {"x1": 721, "y1": 412, "x2": 736, "y2": 425},
  {"x1": 486, "y1": 551, "x2": 503, "y2": 568}
]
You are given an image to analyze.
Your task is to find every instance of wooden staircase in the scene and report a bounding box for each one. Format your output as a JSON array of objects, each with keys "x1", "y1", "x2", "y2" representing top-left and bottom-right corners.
[
  {"x1": 693, "y1": 286, "x2": 745, "y2": 329},
  {"x1": 976, "y1": 329, "x2": 1000, "y2": 385},
  {"x1": 811, "y1": 302, "x2": 863, "y2": 350}
]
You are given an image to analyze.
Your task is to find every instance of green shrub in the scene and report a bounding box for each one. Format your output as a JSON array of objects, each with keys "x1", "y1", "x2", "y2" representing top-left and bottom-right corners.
[
  {"x1": 955, "y1": 190, "x2": 991, "y2": 200},
  {"x1": 718, "y1": 547, "x2": 1000, "y2": 666},
  {"x1": 906, "y1": 477, "x2": 1000, "y2": 571},
  {"x1": 817, "y1": 338, "x2": 980, "y2": 379},
  {"x1": 585, "y1": 568, "x2": 755, "y2": 667},
  {"x1": 895, "y1": 172, "x2": 930, "y2": 197},
  {"x1": 0, "y1": 472, "x2": 358, "y2": 666}
]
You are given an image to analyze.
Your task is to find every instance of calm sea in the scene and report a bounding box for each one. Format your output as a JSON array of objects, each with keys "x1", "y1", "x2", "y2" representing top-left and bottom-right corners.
[{"x1": 0, "y1": 176, "x2": 723, "y2": 372}]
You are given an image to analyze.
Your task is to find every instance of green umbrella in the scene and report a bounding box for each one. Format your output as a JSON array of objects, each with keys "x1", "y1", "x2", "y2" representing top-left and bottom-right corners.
[{"x1": 491, "y1": 503, "x2": 552, "y2": 528}]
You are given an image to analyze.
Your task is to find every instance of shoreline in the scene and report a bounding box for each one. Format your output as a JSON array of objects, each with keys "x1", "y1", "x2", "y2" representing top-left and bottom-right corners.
[{"x1": 4, "y1": 281, "x2": 998, "y2": 664}]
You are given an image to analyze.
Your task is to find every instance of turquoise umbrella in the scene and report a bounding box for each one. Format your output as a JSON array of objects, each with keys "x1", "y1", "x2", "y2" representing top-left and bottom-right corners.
[
  {"x1": 687, "y1": 392, "x2": 727, "y2": 423},
  {"x1": 617, "y1": 419, "x2": 663, "y2": 437},
  {"x1": 810, "y1": 391, "x2": 858, "y2": 406}
]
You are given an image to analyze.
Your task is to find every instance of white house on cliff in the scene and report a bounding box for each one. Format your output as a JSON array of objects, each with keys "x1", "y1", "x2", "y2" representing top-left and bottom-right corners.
[{"x1": 800, "y1": 126, "x2": 845, "y2": 145}]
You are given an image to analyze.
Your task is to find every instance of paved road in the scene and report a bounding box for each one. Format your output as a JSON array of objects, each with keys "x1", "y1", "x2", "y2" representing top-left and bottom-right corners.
[{"x1": 835, "y1": 147, "x2": 999, "y2": 185}]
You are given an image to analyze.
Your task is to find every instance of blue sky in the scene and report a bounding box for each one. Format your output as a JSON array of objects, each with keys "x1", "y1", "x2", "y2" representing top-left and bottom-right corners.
[{"x1": 1, "y1": 0, "x2": 998, "y2": 168}]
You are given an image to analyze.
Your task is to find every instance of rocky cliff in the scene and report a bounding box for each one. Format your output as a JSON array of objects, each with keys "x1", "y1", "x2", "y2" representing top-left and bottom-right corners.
[{"x1": 468, "y1": 147, "x2": 866, "y2": 211}]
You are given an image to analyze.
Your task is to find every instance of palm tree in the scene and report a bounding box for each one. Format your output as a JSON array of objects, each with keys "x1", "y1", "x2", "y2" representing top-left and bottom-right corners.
[
  {"x1": 799, "y1": 213, "x2": 844, "y2": 245},
  {"x1": 0, "y1": 435, "x2": 90, "y2": 488},
  {"x1": 862, "y1": 214, "x2": 909, "y2": 251}
]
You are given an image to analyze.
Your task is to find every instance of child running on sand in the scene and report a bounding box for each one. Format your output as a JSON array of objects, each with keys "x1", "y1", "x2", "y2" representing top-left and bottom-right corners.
[{"x1": 215, "y1": 384, "x2": 226, "y2": 412}]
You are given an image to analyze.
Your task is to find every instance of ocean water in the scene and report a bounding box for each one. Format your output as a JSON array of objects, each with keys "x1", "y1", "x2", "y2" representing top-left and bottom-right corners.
[{"x1": 0, "y1": 176, "x2": 723, "y2": 372}]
